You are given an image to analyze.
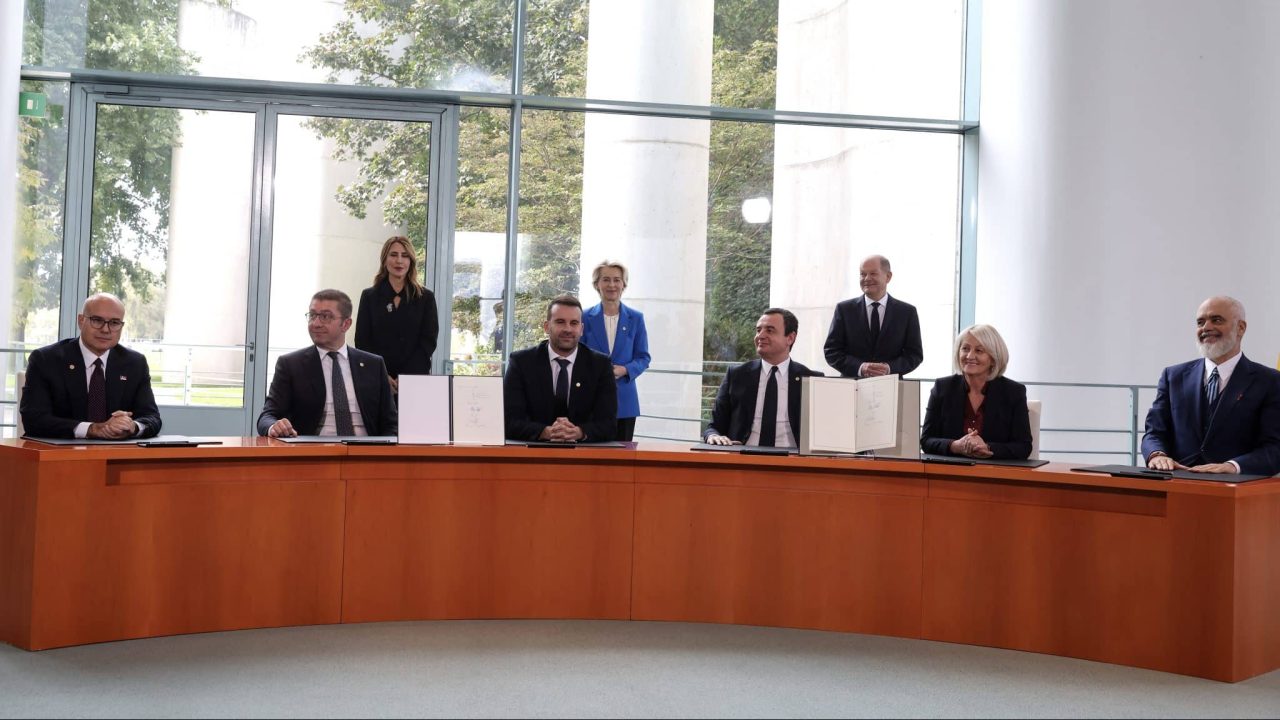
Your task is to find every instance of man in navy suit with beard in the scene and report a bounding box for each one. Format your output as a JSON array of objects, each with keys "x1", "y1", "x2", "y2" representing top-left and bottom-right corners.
[
  {"x1": 824, "y1": 254, "x2": 924, "y2": 379},
  {"x1": 704, "y1": 308, "x2": 824, "y2": 448},
  {"x1": 1142, "y1": 296, "x2": 1280, "y2": 476}
]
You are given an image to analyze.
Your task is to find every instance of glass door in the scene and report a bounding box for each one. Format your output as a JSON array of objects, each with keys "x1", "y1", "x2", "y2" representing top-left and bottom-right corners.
[
  {"x1": 64, "y1": 86, "x2": 454, "y2": 435},
  {"x1": 258, "y1": 107, "x2": 449, "y2": 398},
  {"x1": 68, "y1": 94, "x2": 262, "y2": 435}
]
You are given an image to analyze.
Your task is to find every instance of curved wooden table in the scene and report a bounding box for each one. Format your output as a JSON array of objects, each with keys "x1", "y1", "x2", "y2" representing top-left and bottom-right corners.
[{"x1": 1, "y1": 439, "x2": 1276, "y2": 682}]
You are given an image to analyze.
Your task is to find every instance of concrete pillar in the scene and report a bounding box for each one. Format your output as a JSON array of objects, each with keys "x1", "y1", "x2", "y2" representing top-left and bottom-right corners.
[{"x1": 579, "y1": 0, "x2": 714, "y2": 439}]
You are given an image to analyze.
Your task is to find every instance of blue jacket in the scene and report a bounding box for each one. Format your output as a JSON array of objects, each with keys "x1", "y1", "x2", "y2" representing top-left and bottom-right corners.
[{"x1": 582, "y1": 302, "x2": 651, "y2": 419}]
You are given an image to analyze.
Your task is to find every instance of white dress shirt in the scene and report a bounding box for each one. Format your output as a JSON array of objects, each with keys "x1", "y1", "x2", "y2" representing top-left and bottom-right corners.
[
  {"x1": 73, "y1": 339, "x2": 142, "y2": 439},
  {"x1": 1204, "y1": 351, "x2": 1243, "y2": 472},
  {"x1": 549, "y1": 346, "x2": 580, "y2": 406},
  {"x1": 317, "y1": 344, "x2": 368, "y2": 436},
  {"x1": 747, "y1": 357, "x2": 795, "y2": 448}
]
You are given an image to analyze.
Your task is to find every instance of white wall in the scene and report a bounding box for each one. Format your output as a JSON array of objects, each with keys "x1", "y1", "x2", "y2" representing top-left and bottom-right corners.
[{"x1": 978, "y1": 0, "x2": 1280, "y2": 387}]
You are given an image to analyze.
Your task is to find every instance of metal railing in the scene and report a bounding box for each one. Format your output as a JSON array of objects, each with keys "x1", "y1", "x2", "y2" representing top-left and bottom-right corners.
[
  {"x1": 4, "y1": 345, "x2": 1158, "y2": 463},
  {"x1": 632, "y1": 368, "x2": 1157, "y2": 465}
]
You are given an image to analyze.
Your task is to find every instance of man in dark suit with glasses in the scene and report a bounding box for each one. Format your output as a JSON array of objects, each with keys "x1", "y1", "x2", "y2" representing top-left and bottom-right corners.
[
  {"x1": 20, "y1": 292, "x2": 163, "y2": 439},
  {"x1": 258, "y1": 289, "x2": 397, "y2": 438}
]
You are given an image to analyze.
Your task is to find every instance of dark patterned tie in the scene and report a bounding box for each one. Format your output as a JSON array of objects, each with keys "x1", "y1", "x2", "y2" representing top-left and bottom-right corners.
[
  {"x1": 87, "y1": 358, "x2": 107, "y2": 423},
  {"x1": 554, "y1": 358, "x2": 570, "y2": 417},
  {"x1": 869, "y1": 301, "x2": 882, "y2": 347},
  {"x1": 1205, "y1": 367, "x2": 1220, "y2": 408},
  {"x1": 328, "y1": 351, "x2": 355, "y2": 436},
  {"x1": 759, "y1": 365, "x2": 779, "y2": 447}
]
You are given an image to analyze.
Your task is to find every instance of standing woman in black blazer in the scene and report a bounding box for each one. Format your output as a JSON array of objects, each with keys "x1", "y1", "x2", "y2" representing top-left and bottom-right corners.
[
  {"x1": 355, "y1": 236, "x2": 439, "y2": 392},
  {"x1": 920, "y1": 324, "x2": 1032, "y2": 459}
]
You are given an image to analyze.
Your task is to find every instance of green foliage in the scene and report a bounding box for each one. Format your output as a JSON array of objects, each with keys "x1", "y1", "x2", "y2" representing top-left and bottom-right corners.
[
  {"x1": 17, "y1": 0, "x2": 208, "y2": 340},
  {"x1": 705, "y1": 1, "x2": 779, "y2": 362}
]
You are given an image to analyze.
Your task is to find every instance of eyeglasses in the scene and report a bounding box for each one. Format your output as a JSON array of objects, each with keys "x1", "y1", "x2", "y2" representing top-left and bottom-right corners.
[
  {"x1": 85, "y1": 316, "x2": 125, "y2": 331},
  {"x1": 305, "y1": 311, "x2": 345, "y2": 323}
]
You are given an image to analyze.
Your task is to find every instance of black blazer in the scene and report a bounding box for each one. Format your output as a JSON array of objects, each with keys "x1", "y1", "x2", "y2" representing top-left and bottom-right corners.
[
  {"x1": 503, "y1": 341, "x2": 618, "y2": 442},
  {"x1": 920, "y1": 374, "x2": 1032, "y2": 459},
  {"x1": 823, "y1": 295, "x2": 924, "y2": 378},
  {"x1": 355, "y1": 280, "x2": 439, "y2": 376},
  {"x1": 1141, "y1": 355, "x2": 1280, "y2": 475},
  {"x1": 703, "y1": 358, "x2": 823, "y2": 444},
  {"x1": 20, "y1": 338, "x2": 162, "y2": 439},
  {"x1": 257, "y1": 346, "x2": 398, "y2": 436}
]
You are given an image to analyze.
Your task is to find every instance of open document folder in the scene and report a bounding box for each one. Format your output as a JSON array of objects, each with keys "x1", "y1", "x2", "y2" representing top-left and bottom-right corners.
[{"x1": 799, "y1": 374, "x2": 899, "y2": 455}]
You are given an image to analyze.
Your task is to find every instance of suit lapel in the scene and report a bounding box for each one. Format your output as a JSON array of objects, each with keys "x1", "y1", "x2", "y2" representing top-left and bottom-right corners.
[
  {"x1": 347, "y1": 348, "x2": 372, "y2": 424},
  {"x1": 536, "y1": 343, "x2": 556, "y2": 411},
  {"x1": 853, "y1": 298, "x2": 870, "y2": 341},
  {"x1": 304, "y1": 348, "x2": 325, "y2": 413},
  {"x1": 1178, "y1": 361, "x2": 1206, "y2": 443},
  {"x1": 1205, "y1": 357, "x2": 1255, "y2": 442},
  {"x1": 63, "y1": 341, "x2": 89, "y2": 416},
  {"x1": 104, "y1": 346, "x2": 126, "y2": 413},
  {"x1": 739, "y1": 360, "x2": 762, "y2": 437},
  {"x1": 786, "y1": 362, "x2": 807, "y2": 434}
]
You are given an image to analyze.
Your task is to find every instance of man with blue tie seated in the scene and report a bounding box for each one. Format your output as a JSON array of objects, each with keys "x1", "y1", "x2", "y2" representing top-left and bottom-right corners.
[
  {"x1": 1142, "y1": 296, "x2": 1280, "y2": 476},
  {"x1": 504, "y1": 294, "x2": 618, "y2": 443},
  {"x1": 824, "y1": 254, "x2": 924, "y2": 379},
  {"x1": 20, "y1": 292, "x2": 162, "y2": 439},
  {"x1": 704, "y1": 308, "x2": 824, "y2": 447},
  {"x1": 258, "y1": 289, "x2": 397, "y2": 438}
]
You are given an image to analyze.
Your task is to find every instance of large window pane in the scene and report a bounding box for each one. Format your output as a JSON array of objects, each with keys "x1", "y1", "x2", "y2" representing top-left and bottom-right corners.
[
  {"x1": 524, "y1": 0, "x2": 964, "y2": 119},
  {"x1": 23, "y1": 0, "x2": 515, "y2": 94},
  {"x1": 516, "y1": 108, "x2": 960, "y2": 441},
  {"x1": 266, "y1": 114, "x2": 434, "y2": 383},
  {"x1": 6, "y1": 79, "x2": 68, "y2": 437},
  {"x1": 87, "y1": 104, "x2": 257, "y2": 408},
  {"x1": 450, "y1": 107, "x2": 511, "y2": 378}
]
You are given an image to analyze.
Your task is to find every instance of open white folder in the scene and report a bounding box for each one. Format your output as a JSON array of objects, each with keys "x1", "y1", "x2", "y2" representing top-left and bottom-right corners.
[{"x1": 799, "y1": 374, "x2": 900, "y2": 455}]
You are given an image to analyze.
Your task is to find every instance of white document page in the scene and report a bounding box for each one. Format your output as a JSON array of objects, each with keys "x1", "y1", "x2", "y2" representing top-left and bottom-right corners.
[
  {"x1": 397, "y1": 375, "x2": 451, "y2": 444},
  {"x1": 451, "y1": 375, "x2": 505, "y2": 445},
  {"x1": 800, "y1": 376, "x2": 860, "y2": 455},
  {"x1": 854, "y1": 374, "x2": 899, "y2": 452}
]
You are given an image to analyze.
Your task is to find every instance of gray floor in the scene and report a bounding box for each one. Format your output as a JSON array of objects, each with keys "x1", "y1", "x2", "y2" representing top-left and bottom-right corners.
[{"x1": 1, "y1": 620, "x2": 1277, "y2": 718}]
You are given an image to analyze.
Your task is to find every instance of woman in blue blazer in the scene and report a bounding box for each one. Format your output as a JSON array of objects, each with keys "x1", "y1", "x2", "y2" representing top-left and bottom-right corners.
[
  {"x1": 920, "y1": 324, "x2": 1032, "y2": 459},
  {"x1": 581, "y1": 261, "x2": 652, "y2": 441}
]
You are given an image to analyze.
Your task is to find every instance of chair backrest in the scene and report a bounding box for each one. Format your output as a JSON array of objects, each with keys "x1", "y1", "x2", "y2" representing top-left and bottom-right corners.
[
  {"x1": 1027, "y1": 399, "x2": 1042, "y2": 460},
  {"x1": 14, "y1": 371, "x2": 25, "y2": 437}
]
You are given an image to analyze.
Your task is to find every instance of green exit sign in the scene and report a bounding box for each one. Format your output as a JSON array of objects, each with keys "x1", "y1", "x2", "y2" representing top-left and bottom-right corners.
[{"x1": 18, "y1": 91, "x2": 47, "y2": 118}]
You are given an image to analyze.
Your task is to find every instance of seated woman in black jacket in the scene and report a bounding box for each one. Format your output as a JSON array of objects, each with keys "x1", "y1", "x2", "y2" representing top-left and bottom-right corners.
[
  {"x1": 920, "y1": 324, "x2": 1032, "y2": 459},
  {"x1": 355, "y1": 236, "x2": 439, "y2": 393}
]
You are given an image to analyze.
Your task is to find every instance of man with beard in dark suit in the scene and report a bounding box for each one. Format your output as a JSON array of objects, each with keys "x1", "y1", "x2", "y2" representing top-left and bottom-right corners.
[
  {"x1": 1142, "y1": 296, "x2": 1280, "y2": 476},
  {"x1": 504, "y1": 294, "x2": 617, "y2": 442}
]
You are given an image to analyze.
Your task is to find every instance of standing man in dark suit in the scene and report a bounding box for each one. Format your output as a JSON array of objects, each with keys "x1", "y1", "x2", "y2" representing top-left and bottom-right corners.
[
  {"x1": 1142, "y1": 296, "x2": 1280, "y2": 476},
  {"x1": 258, "y1": 289, "x2": 397, "y2": 438},
  {"x1": 20, "y1": 292, "x2": 162, "y2": 439},
  {"x1": 504, "y1": 294, "x2": 618, "y2": 442},
  {"x1": 704, "y1": 308, "x2": 824, "y2": 447},
  {"x1": 824, "y1": 255, "x2": 924, "y2": 378}
]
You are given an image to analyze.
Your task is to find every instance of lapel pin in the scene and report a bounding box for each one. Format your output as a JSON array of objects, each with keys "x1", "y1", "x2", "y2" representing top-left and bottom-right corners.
[
  {"x1": 360, "y1": 362, "x2": 365, "y2": 367},
  {"x1": 69, "y1": 364, "x2": 76, "y2": 370},
  {"x1": 119, "y1": 375, "x2": 127, "y2": 381},
  {"x1": 575, "y1": 382, "x2": 581, "y2": 388},
  {"x1": 622, "y1": 326, "x2": 627, "y2": 331}
]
